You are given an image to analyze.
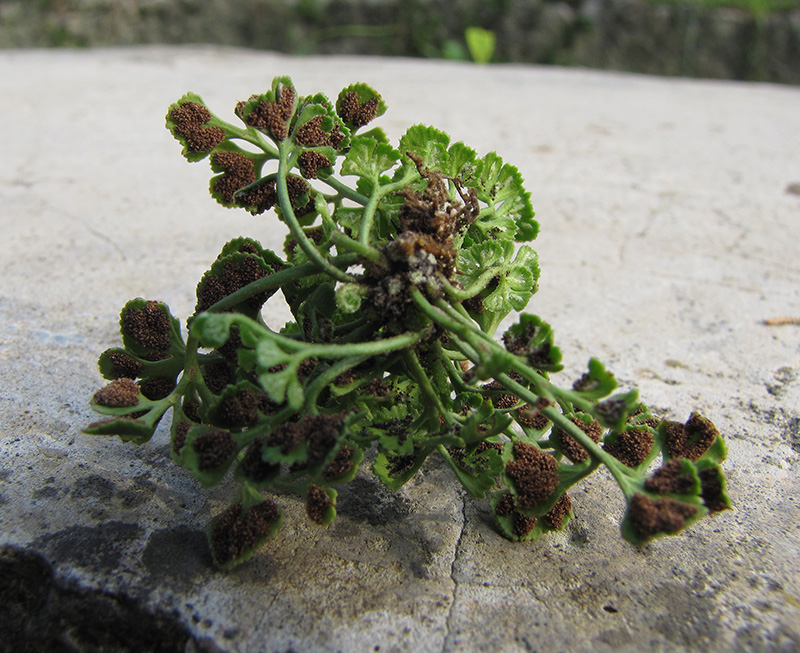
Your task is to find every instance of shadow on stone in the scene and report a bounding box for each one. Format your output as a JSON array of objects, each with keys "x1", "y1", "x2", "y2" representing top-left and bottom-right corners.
[
  {"x1": 142, "y1": 526, "x2": 214, "y2": 584},
  {"x1": 32, "y1": 521, "x2": 142, "y2": 572},
  {"x1": 333, "y1": 474, "x2": 414, "y2": 527},
  {"x1": 0, "y1": 545, "x2": 202, "y2": 653}
]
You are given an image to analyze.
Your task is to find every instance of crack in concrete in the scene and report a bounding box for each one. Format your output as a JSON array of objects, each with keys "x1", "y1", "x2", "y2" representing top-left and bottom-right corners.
[
  {"x1": 442, "y1": 491, "x2": 466, "y2": 653},
  {"x1": 48, "y1": 202, "x2": 129, "y2": 261}
]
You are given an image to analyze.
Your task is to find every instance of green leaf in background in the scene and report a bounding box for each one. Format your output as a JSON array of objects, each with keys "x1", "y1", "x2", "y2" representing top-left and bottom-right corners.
[{"x1": 465, "y1": 27, "x2": 496, "y2": 65}]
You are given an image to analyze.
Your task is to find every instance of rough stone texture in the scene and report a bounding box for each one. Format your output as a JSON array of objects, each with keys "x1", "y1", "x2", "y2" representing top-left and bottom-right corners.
[
  {"x1": 0, "y1": 0, "x2": 799, "y2": 83},
  {"x1": 1, "y1": 46, "x2": 799, "y2": 651}
]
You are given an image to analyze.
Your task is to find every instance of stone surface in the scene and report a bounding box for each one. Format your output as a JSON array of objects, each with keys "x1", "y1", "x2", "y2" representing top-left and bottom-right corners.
[{"x1": 1, "y1": 46, "x2": 799, "y2": 651}]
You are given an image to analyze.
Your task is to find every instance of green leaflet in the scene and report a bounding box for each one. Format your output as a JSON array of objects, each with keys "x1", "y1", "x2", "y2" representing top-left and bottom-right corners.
[
  {"x1": 179, "y1": 424, "x2": 241, "y2": 487},
  {"x1": 216, "y1": 236, "x2": 285, "y2": 267},
  {"x1": 253, "y1": 340, "x2": 305, "y2": 409},
  {"x1": 440, "y1": 444, "x2": 504, "y2": 499},
  {"x1": 573, "y1": 358, "x2": 618, "y2": 399},
  {"x1": 460, "y1": 401, "x2": 513, "y2": 444},
  {"x1": 332, "y1": 206, "x2": 363, "y2": 236},
  {"x1": 118, "y1": 299, "x2": 184, "y2": 360},
  {"x1": 324, "y1": 445, "x2": 364, "y2": 484},
  {"x1": 620, "y1": 486, "x2": 707, "y2": 546},
  {"x1": 336, "y1": 282, "x2": 366, "y2": 314},
  {"x1": 486, "y1": 244, "x2": 538, "y2": 313},
  {"x1": 455, "y1": 242, "x2": 539, "y2": 334},
  {"x1": 308, "y1": 486, "x2": 338, "y2": 526},
  {"x1": 97, "y1": 347, "x2": 182, "y2": 383},
  {"x1": 209, "y1": 493, "x2": 284, "y2": 571},
  {"x1": 594, "y1": 390, "x2": 641, "y2": 431},
  {"x1": 396, "y1": 126, "x2": 479, "y2": 190},
  {"x1": 398, "y1": 124, "x2": 451, "y2": 171},
  {"x1": 336, "y1": 83, "x2": 387, "y2": 130},
  {"x1": 490, "y1": 490, "x2": 574, "y2": 542},
  {"x1": 295, "y1": 93, "x2": 350, "y2": 145},
  {"x1": 445, "y1": 141, "x2": 479, "y2": 179},
  {"x1": 694, "y1": 460, "x2": 732, "y2": 512},
  {"x1": 191, "y1": 312, "x2": 239, "y2": 350},
  {"x1": 357, "y1": 126, "x2": 389, "y2": 143},
  {"x1": 456, "y1": 239, "x2": 505, "y2": 277},
  {"x1": 469, "y1": 152, "x2": 538, "y2": 242},
  {"x1": 341, "y1": 136, "x2": 401, "y2": 183},
  {"x1": 84, "y1": 416, "x2": 155, "y2": 445},
  {"x1": 373, "y1": 449, "x2": 427, "y2": 491},
  {"x1": 503, "y1": 313, "x2": 562, "y2": 373},
  {"x1": 207, "y1": 142, "x2": 269, "y2": 209},
  {"x1": 195, "y1": 250, "x2": 279, "y2": 318},
  {"x1": 236, "y1": 76, "x2": 297, "y2": 142},
  {"x1": 165, "y1": 92, "x2": 229, "y2": 163}
]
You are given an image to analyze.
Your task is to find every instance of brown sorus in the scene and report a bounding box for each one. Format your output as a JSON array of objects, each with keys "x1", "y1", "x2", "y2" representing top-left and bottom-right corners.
[
  {"x1": 93, "y1": 378, "x2": 140, "y2": 408},
  {"x1": 210, "y1": 499, "x2": 281, "y2": 565},
  {"x1": 505, "y1": 441, "x2": 560, "y2": 509},
  {"x1": 306, "y1": 484, "x2": 332, "y2": 524},
  {"x1": 628, "y1": 493, "x2": 698, "y2": 540},
  {"x1": 121, "y1": 301, "x2": 172, "y2": 355},
  {"x1": 603, "y1": 427, "x2": 654, "y2": 467},
  {"x1": 193, "y1": 429, "x2": 237, "y2": 471},
  {"x1": 169, "y1": 102, "x2": 225, "y2": 152}
]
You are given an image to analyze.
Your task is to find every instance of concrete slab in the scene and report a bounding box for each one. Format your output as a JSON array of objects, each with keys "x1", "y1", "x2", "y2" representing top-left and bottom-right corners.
[{"x1": 0, "y1": 46, "x2": 799, "y2": 651}]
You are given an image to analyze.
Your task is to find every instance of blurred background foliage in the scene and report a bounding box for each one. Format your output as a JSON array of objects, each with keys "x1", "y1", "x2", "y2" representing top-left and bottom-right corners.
[{"x1": 1, "y1": 0, "x2": 798, "y2": 83}]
